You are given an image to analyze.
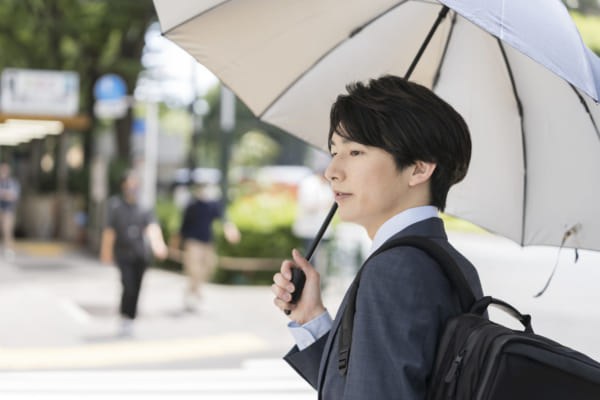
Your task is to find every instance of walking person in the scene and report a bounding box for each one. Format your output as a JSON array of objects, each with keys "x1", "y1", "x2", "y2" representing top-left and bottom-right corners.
[
  {"x1": 271, "y1": 76, "x2": 485, "y2": 399},
  {"x1": 171, "y1": 183, "x2": 240, "y2": 311},
  {"x1": 100, "y1": 170, "x2": 168, "y2": 336},
  {"x1": 0, "y1": 163, "x2": 20, "y2": 260}
]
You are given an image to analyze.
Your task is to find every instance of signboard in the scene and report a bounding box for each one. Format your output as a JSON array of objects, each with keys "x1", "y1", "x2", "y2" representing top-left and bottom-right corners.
[
  {"x1": 93, "y1": 74, "x2": 128, "y2": 119},
  {"x1": 1, "y1": 68, "x2": 79, "y2": 117},
  {"x1": 93, "y1": 74, "x2": 127, "y2": 101}
]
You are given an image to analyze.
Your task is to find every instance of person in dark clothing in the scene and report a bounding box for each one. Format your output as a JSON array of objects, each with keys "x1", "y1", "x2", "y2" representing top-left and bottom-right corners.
[
  {"x1": 0, "y1": 163, "x2": 19, "y2": 259},
  {"x1": 100, "y1": 170, "x2": 168, "y2": 336},
  {"x1": 171, "y1": 183, "x2": 240, "y2": 311},
  {"x1": 271, "y1": 76, "x2": 484, "y2": 399}
]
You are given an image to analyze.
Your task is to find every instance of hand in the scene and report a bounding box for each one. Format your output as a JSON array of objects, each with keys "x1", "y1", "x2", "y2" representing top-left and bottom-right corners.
[
  {"x1": 223, "y1": 222, "x2": 241, "y2": 244},
  {"x1": 153, "y1": 243, "x2": 169, "y2": 260},
  {"x1": 100, "y1": 252, "x2": 114, "y2": 265},
  {"x1": 272, "y1": 249, "x2": 325, "y2": 325},
  {"x1": 169, "y1": 234, "x2": 181, "y2": 250}
]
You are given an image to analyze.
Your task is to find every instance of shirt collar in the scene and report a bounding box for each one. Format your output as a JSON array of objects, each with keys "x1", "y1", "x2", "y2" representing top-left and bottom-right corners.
[{"x1": 369, "y1": 205, "x2": 439, "y2": 256}]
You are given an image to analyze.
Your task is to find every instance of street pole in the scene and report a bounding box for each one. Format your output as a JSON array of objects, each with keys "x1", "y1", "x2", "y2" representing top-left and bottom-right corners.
[
  {"x1": 189, "y1": 59, "x2": 198, "y2": 171},
  {"x1": 219, "y1": 85, "x2": 235, "y2": 203},
  {"x1": 141, "y1": 101, "x2": 159, "y2": 209}
]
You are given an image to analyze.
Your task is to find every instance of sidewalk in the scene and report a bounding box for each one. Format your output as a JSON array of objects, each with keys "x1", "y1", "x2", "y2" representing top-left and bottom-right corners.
[
  {"x1": 2, "y1": 231, "x2": 600, "y2": 372},
  {"x1": 0, "y1": 241, "x2": 322, "y2": 371}
]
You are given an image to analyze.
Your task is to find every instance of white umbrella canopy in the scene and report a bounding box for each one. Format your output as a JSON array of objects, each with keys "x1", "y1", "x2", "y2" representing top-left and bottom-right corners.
[{"x1": 153, "y1": 0, "x2": 600, "y2": 251}]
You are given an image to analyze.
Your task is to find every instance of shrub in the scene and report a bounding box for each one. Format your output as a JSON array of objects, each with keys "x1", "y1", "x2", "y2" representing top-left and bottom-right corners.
[{"x1": 215, "y1": 190, "x2": 300, "y2": 258}]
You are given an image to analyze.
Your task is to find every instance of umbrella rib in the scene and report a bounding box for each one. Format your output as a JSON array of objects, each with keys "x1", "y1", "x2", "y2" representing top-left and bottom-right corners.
[
  {"x1": 259, "y1": 0, "x2": 420, "y2": 119},
  {"x1": 568, "y1": 83, "x2": 600, "y2": 142},
  {"x1": 497, "y1": 39, "x2": 527, "y2": 246},
  {"x1": 431, "y1": 11, "x2": 457, "y2": 90},
  {"x1": 161, "y1": 0, "x2": 232, "y2": 36}
]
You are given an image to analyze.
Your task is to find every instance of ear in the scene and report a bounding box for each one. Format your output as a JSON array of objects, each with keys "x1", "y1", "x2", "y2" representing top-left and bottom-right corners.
[{"x1": 408, "y1": 161, "x2": 436, "y2": 187}]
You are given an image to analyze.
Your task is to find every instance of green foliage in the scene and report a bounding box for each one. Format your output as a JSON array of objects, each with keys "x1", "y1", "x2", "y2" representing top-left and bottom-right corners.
[
  {"x1": 199, "y1": 84, "x2": 305, "y2": 168},
  {"x1": 571, "y1": 12, "x2": 600, "y2": 56},
  {"x1": 0, "y1": 0, "x2": 156, "y2": 182},
  {"x1": 67, "y1": 163, "x2": 89, "y2": 195},
  {"x1": 107, "y1": 159, "x2": 130, "y2": 197},
  {"x1": 439, "y1": 213, "x2": 488, "y2": 233},
  {"x1": 231, "y1": 130, "x2": 281, "y2": 168},
  {"x1": 564, "y1": 0, "x2": 600, "y2": 15},
  {"x1": 155, "y1": 196, "x2": 182, "y2": 245},
  {"x1": 0, "y1": 0, "x2": 156, "y2": 113},
  {"x1": 154, "y1": 196, "x2": 183, "y2": 272},
  {"x1": 215, "y1": 191, "x2": 300, "y2": 258},
  {"x1": 228, "y1": 191, "x2": 297, "y2": 232}
]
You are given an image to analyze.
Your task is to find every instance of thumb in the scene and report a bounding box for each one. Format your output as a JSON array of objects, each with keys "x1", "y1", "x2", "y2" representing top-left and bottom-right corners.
[{"x1": 292, "y1": 249, "x2": 314, "y2": 275}]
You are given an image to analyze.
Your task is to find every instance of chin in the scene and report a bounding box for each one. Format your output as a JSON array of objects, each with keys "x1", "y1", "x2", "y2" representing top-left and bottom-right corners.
[{"x1": 336, "y1": 207, "x2": 360, "y2": 225}]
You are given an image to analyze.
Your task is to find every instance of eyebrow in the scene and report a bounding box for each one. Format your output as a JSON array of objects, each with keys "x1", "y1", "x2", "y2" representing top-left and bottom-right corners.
[{"x1": 328, "y1": 136, "x2": 351, "y2": 148}]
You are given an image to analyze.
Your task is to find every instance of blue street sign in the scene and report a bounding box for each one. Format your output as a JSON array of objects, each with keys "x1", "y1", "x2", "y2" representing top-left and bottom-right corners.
[{"x1": 93, "y1": 74, "x2": 127, "y2": 101}]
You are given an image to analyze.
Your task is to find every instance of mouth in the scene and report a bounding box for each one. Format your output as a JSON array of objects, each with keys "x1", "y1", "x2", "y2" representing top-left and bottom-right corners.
[{"x1": 334, "y1": 191, "x2": 352, "y2": 201}]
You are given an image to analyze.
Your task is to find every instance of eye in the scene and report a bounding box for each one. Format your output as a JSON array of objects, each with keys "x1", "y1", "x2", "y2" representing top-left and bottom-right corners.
[
  {"x1": 350, "y1": 150, "x2": 362, "y2": 156},
  {"x1": 330, "y1": 152, "x2": 338, "y2": 157}
]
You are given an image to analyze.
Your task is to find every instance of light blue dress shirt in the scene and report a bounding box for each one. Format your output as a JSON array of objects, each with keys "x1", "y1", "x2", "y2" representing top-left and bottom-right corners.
[{"x1": 288, "y1": 205, "x2": 439, "y2": 350}]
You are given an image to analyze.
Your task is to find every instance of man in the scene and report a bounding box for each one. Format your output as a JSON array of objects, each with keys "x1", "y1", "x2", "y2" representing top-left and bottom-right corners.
[
  {"x1": 271, "y1": 76, "x2": 484, "y2": 398},
  {"x1": 0, "y1": 163, "x2": 20, "y2": 259},
  {"x1": 100, "y1": 170, "x2": 168, "y2": 336},
  {"x1": 171, "y1": 183, "x2": 240, "y2": 311}
]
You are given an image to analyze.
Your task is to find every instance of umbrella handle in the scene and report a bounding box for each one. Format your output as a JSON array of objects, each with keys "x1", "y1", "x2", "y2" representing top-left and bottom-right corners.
[{"x1": 288, "y1": 203, "x2": 338, "y2": 306}]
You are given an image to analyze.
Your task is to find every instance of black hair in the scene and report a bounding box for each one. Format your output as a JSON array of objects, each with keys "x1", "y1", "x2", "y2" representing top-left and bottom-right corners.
[
  {"x1": 120, "y1": 169, "x2": 138, "y2": 186},
  {"x1": 328, "y1": 75, "x2": 471, "y2": 211}
]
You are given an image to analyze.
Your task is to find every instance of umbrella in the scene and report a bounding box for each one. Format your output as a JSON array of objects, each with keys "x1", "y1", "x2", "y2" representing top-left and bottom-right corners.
[{"x1": 153, "y1": 0, "x2": 600, "y2": 253}]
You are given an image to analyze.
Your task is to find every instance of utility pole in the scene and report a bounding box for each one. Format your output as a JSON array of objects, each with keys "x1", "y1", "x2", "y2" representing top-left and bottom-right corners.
[
  {"x1": 219, "y1": 85, "x2": 235, "y2": 203},
  {"x1": 141, "y1": 101, "x2": 159, "y2": 209}
]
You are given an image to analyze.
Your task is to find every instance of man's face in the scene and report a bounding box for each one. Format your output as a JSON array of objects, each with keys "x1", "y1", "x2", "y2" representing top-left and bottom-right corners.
[
  {"x1": 0, "y1": 164, "x2": 9, "y2": 179},
  {"x1": 122, "y1": 176, "x2": 140, "y2": 202},
  {"x1": 325, "y1": 132, "x2": 414, "y2": 238}
]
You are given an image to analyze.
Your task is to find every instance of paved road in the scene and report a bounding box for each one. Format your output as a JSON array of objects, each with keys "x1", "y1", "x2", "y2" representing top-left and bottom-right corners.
[
  {"x1": 0, "y1": 231, "x2": 599, "y2": 398},
  {"x1": 0, "y1": 359, "x2": 314, "y2": 399},
  {"x1": 0, "y1": 246, "x2": 295, "y2": 370}
]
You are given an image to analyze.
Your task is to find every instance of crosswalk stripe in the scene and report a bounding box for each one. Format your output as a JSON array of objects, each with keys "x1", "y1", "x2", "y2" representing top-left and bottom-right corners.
[
  {"x1": 0, "y1": 359, "x2": 316, "y2": 399},
  {"x1": 0, "y1": 333, "x2": 269, "y2": 369}
]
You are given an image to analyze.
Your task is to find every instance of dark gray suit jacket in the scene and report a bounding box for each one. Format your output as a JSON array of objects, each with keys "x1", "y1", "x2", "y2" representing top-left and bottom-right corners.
[{"x1": 284, "y1": 217, "x2": 484, "y2": 399}]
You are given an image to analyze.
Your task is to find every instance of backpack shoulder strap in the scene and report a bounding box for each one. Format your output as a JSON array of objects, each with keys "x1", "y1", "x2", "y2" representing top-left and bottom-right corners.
[{"x1": 338, "y1": 235, "x2": 477, "y2": 377}]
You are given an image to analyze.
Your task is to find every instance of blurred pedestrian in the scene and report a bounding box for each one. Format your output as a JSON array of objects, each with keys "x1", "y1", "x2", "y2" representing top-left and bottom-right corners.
[
  {"x1": 0, "y1": 162, "x2": 20, "y2": 260},
  {"x1": 170, "y1": 183, "x2": 240, "y2": 312},
  {"x1": 100, "y1": 170, "x2": 168, "y2": 336}
]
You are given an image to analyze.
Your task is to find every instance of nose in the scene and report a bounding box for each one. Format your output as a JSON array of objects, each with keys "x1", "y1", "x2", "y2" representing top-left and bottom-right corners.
[{"x1": 325, "y1": 156, "x2": 343, "y2": 183}]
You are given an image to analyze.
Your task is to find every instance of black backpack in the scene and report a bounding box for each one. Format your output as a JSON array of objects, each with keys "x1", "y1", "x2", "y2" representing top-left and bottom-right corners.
[{"x1": 337, "y1": 236, "x2": 600, "y2": 399}]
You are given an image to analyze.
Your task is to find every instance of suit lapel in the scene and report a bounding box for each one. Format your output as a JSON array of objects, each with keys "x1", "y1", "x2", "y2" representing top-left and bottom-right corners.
[{"x1": 316, "y1": 217, "x2": 447, "y2": 392}]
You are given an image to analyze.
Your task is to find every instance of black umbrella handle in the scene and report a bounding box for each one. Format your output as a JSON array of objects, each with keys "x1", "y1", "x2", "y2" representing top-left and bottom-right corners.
[{"x1": 288, "y1": 203, "x2": 338, "y2": 306}]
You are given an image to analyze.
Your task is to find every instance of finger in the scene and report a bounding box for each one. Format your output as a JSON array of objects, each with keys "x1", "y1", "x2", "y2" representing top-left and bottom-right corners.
[
  {"x1": 273, "y1": 296, "x2": 296, "y2": 312},
  {"x1": 271, "y1": 283, "x2": 292, "y2": 303},
  {"x1": 292, "y1": 249, "x2": 315, "y2": 275},
  {"x1": 280, "y1": 259, "x2": 294, "y2": 280},
  {"x1": 273, "y1": 273, "x2": 294, "y2": 293}
]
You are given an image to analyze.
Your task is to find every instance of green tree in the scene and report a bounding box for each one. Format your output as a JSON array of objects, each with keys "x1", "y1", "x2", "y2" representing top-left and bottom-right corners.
[
  {"x1": 571, "y1": 12, "x2": 600, "y2": 56},
  {"x1": 199, "y1": 84, "x2": 309, "y2": 171},
  {"x1": 564, "y1": 0, "x2": 600, "y2": 15},
  {"x1": 0, "y1": 0, "x2": 157, "y2": 161}
]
